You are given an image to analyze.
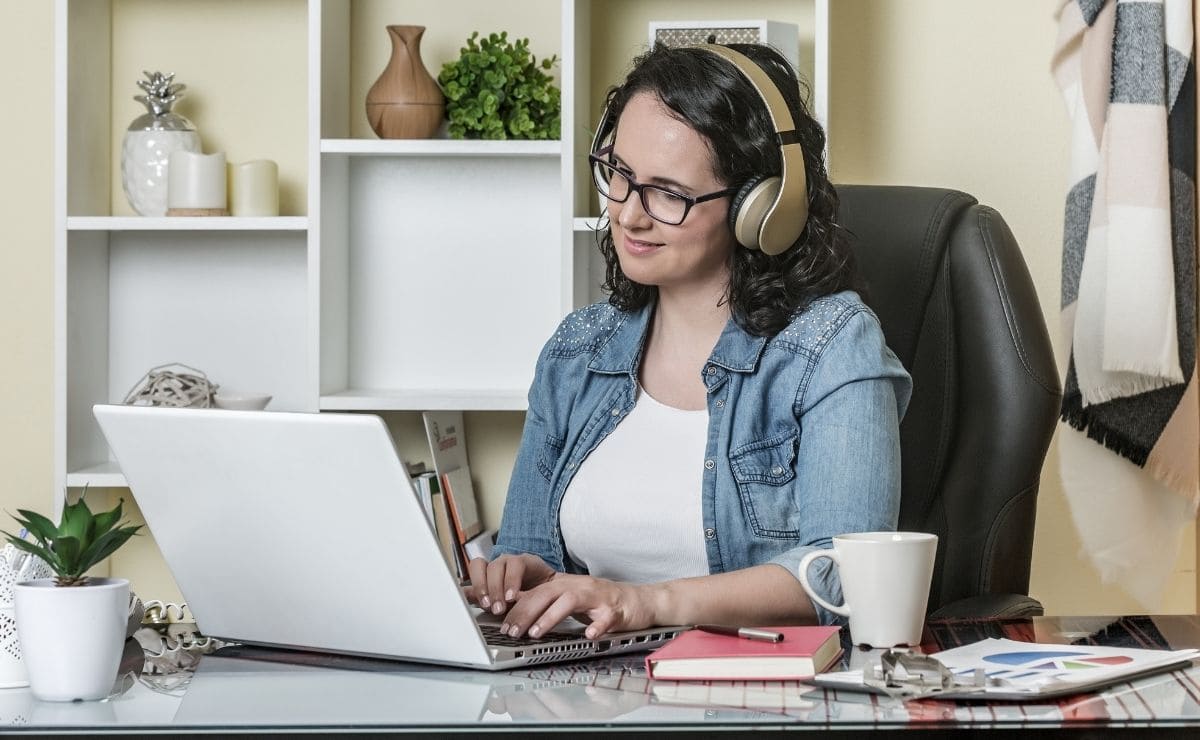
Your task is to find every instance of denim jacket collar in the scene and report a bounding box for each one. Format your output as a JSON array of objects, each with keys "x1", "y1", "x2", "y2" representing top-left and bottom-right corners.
[{"x1": 587, "y1": 299, "x2": 769, "y2": 376}]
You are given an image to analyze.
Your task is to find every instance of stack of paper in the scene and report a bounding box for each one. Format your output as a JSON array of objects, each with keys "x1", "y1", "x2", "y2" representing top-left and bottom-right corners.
[{"x1": 812, "y1": 638, "x2": 1200, "y2": 700}]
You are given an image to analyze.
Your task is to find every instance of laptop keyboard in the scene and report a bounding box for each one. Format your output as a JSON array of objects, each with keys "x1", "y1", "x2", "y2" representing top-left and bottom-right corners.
[{"x1": 479, "y1": 623, "x2": 582, "y2": 647}]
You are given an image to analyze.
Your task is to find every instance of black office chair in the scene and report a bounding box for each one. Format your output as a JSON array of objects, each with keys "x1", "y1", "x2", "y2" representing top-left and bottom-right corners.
[{"x1": 837, "y1": 185, "x2": 1062, "y2": 619}]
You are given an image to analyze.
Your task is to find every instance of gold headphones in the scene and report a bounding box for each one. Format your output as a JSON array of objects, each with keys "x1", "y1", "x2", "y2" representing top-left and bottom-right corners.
[{"x1": 590, "y1": 44, "x2": 809, "y2": 256}]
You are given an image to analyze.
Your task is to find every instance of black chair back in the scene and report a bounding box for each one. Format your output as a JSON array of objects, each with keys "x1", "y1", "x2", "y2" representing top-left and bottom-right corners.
[{"x1": 837, "y1": 185, "x2": 1061, "y2": 616}]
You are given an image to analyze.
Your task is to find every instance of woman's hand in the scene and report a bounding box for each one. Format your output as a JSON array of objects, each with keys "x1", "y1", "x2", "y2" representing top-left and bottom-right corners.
[
  {"x1": 500, "y1": 574, "x2": 659, "y2": 640},
  {"x1": 469, "y1": 563, "x2": 816, "y2": 639},
  {"x1": 466, "y1": 553, "x2": 555, "y2": 616}
]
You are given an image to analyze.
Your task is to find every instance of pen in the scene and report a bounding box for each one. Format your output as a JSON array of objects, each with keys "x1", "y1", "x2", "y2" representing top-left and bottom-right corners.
[{"x1": 694, "y1": 624, "x2": 785, "y2": 643}]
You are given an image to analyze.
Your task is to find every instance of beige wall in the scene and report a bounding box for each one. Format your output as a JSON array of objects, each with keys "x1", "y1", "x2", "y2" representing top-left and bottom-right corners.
[
  {"x1": 2, "y1": 0, "x2": 1194, "y2": 614},
  {"x1": 0, "y1": 4, "x2": 56, "y2": 520}
]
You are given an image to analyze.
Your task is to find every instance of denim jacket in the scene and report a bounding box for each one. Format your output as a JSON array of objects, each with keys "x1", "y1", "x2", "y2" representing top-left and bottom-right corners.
[{"x1": 492, "y1": 290, "x2": 912, "y2": 625}]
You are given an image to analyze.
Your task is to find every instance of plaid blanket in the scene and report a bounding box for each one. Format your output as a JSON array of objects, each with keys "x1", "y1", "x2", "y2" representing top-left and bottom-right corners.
[{"x1": 1053, "y1": 0, "x2": 1197, "y2": 499}]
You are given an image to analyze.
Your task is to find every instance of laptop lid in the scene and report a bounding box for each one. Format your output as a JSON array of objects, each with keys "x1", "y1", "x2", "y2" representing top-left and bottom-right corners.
[{"x1": 93, "y1": 404, "x2": 494, "y2": 668}]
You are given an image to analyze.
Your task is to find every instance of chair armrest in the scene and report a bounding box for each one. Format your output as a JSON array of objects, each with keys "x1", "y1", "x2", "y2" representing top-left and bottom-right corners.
[{"x1": 927, "y1": 593, "x2": 1044, "y2": 620}]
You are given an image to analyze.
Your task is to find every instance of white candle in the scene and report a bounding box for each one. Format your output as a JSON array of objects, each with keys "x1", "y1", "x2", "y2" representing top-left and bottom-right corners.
[
  {"x1": 229, "y1": 160, "x2": 279, "y2": 217},
  {"x1": 168, "y1": 151, "x2": 227, "y2": 211}
]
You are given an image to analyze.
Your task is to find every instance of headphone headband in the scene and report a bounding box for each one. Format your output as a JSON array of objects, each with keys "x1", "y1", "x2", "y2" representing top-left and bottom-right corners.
[
  {"x1": 694, "y1": 44, "x2": 809, "y2": 255},
  {"x1": 590, "y1": 44, "x2": 809, "y2": 256}
]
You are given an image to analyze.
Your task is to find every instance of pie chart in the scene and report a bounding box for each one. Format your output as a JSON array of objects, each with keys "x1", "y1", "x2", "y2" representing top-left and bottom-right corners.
[{"x1": 984, "y1": 650, "x2": 1134, "y2": 670}]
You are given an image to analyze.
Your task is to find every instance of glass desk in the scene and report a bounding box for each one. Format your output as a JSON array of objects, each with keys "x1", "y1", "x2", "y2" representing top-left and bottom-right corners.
[{"x1": 3, "y1": 615, "x2": 1199, "y2": 736}]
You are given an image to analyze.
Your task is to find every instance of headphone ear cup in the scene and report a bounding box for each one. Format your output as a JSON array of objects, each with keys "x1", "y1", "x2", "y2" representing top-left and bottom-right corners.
[{"x1": 728, "y1": 176, "x2": 782, "y2": 250}]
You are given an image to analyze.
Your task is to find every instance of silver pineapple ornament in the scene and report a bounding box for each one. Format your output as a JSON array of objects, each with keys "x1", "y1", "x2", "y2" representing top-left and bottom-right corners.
[{"x1": 120, "y1": 71, "x2": 201, "y2": 216}]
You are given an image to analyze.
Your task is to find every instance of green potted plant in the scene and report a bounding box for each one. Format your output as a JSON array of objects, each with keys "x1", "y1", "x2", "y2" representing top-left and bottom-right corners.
[
  {"x1": 3, "y1": 492, "x2": 141, "y2": 701},
  {"x1": 437, "y1": 31, "x2": 561, "y2": 140}
]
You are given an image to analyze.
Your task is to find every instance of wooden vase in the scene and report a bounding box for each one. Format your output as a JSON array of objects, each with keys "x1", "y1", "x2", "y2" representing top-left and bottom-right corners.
[{"x1": 365, "y1": 25, "x2": 445, "y2": 139}]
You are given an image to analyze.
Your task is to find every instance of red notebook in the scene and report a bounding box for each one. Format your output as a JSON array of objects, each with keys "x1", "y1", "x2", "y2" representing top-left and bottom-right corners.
[{"x1": 645, "y1": 626, "x2": 843, "y2": 680}]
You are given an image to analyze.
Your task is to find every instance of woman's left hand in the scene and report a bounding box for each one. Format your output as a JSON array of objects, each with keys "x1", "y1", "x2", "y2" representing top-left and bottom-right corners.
[{"x1": 500, "y1": 573, "x2": 658, "y2": 640}]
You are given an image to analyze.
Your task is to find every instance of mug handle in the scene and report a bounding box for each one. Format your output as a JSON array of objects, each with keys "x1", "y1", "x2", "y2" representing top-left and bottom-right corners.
[{"x1": 797, "y1": 549, "x2": 850, "y2": 617}]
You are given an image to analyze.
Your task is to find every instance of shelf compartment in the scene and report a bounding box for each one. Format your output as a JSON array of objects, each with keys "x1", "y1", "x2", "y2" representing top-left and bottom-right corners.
[
  {"x1": 321, "y1": 139, "x2": 561, "y2": 157},
  {"x1": 67, "y1": 217, "x2": 309, "y2": 232},
  {"x1": 64, "y1": 230, "x2": 314, "y2": 486},
  {"x1": 103, "y1": 233, "x2": 310, "y2": 410},
  {"x1": 321, "y1": 389, "x2": 528, "y2": 411},
  {"x1": 66, "y1": 461, "x2": 127, "y2": 489},
  {"x1": 319, "y1": 154, "x2": 564, "y2": 410},
  {"x1": 102, "y1": 0, "x2": 309, "y2": 218}
]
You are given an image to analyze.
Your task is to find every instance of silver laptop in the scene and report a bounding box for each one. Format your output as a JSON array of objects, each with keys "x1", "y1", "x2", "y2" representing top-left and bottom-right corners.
[{"x1": 94, "y1": 404, "x2": 680, "y2": 670}]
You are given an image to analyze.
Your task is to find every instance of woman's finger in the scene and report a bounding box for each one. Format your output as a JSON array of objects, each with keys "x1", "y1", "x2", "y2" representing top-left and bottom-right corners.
[
  {"x1": 582, "y1": 609, "x2": 616, "y2": 640},
  {"x1": 526, "y1": 590, "x2": 582, "y2": 639},
  {"x1": 466, "y1": 557, "x2": 489, "y2": 607},
  {"x1": 508, "y1": 554, "x2": 544, "y2": 600},
  {"x1": 503, "y1": 579, "x2": 573, "y2": 637},
  {"x1": 487, "y1": 556, "x2": 518, "y2": 614}
]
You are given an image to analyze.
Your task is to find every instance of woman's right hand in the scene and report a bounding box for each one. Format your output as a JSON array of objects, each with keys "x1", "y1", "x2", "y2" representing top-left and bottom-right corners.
[{"x1": 467, "y1": 553, "x2": 556, "y2": 616}]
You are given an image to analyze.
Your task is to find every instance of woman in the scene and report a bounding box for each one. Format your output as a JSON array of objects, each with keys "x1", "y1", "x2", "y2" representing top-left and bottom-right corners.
[{"x1": 470, "y1": 43, "x2": 911, "y2": 640}]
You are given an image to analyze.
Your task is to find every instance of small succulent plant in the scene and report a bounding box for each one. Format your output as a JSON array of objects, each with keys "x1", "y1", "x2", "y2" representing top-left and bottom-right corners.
[{"x1": 2, "y1": 490, "x2": 142, "y2": 587}]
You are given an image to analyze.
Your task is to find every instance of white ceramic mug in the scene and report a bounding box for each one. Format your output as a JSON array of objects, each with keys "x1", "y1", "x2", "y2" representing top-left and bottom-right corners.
[{"x1": 797, "y1": 532, "x2": 937, "y2": 647}]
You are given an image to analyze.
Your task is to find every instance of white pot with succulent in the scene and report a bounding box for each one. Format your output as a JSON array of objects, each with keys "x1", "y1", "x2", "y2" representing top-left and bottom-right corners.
[{"x1": 3, "y1": 493, "x2": 142, "y2": 702}]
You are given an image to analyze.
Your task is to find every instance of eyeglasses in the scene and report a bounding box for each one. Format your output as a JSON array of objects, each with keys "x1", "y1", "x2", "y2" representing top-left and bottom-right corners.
[{"x1": 588, "y1": 145, "x2": 739, "y2": 226}]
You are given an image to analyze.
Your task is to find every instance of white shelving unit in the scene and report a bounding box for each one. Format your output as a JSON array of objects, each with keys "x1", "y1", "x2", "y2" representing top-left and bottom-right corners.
[
  {"x1": 320, "y1": 139, "x2": 561, "y2": 156},
  {"x1": 54, "y1": 0, "x2": 828, "y2": 501},
  {"x1": 67, "y1": 217, "x2": 310, "y2": 231}
]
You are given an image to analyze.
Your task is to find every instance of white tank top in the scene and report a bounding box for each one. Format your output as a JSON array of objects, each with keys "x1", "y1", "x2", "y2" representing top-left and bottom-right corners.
[{"x1": 558, "y1": 387, "x2": 710, "y2": 583}]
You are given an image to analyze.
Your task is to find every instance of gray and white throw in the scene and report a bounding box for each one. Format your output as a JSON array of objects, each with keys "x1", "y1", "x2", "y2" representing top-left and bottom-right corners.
[{"x1": 1053, "y1": 0, "x2": 1197, "y2": 500}]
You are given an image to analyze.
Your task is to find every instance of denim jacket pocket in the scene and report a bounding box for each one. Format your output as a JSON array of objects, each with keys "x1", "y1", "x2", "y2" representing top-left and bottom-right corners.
[
  {"x1": 730, "y1": 432, "x2": 800, "y2": 539},
  {"x1": 535, "y1": 433, "x2": 565, "y2": 482}
]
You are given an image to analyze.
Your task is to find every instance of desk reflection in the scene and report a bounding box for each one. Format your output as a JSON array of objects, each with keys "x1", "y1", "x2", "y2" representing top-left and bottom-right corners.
[
  {"x1": 8, "y1": 615, "x2": 1200, "y2": 733},
  {"x1": 173, "y1": 653, "x2": 784, "y2": 727}
]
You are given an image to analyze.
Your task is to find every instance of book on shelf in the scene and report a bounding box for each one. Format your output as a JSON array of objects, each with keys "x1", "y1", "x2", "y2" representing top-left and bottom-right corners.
[
  {"x1": 464, "y1": 530, "x2": 496, "y2": 562},
  {"x1": 440, "y1": 466, "x2": 483, "y2": 545},
  {"x1": 402, "y1": 458, "x2": 465, "y2": 579},
  {"x1": 421, "y1": 410, "x2": 484, "y2": 567},
  {"x1": 645, "y1": 626, "x2": 843, "y2": 681},
  {"x1": 428, "y1": 478, "x2": 465, "y2": 581},
  {"x1": 411, "y1": 471, "x2": 437, "y2": 530},
  {"x1": 421, "y1": 411, "x2": 469, "y2": 475}
]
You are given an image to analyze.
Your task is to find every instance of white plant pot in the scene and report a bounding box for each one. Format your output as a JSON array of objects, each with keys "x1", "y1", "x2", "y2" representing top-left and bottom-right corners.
[{"x1": 14, "y1": 578, "x2": 129, "y2": 702}]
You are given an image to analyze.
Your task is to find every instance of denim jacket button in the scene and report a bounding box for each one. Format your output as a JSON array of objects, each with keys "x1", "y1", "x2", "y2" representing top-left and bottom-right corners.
[
  {"x1": 771, "y1": 465, "x2": 784, "y2": 475},
  {"x1": 610, "y1": 408, "x2": 620, "y2": 416},
  {"x1": 706, "y1": 365, "x2": 717, "y2": 375},
  {"x1": 715, "y1": 398, "x2": 725, "y2": 408},
  {"x1": 566, "y1": 461, "x2": 576, "y2": 470},
  {"x1": 704, "y1": 459, "x2": 715, "y2": 470},
  {"x1": 704, "y1": 528, "x2": 716, "y2": 539}
]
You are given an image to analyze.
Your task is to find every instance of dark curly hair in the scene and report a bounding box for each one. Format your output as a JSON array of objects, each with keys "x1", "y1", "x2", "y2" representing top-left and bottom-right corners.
[{"x1": 597, "y1": 43, "x2": 861, "y2": 337}]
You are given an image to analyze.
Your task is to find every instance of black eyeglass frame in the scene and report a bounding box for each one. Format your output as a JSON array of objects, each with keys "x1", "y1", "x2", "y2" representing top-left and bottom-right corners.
[{"x1": 588, "y1": 145, "x2": 739, "y2": 226}]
